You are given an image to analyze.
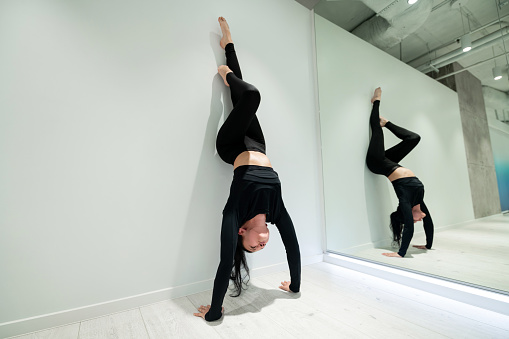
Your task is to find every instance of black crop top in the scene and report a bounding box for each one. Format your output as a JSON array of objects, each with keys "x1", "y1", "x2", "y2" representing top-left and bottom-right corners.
[{"x1": 205, "y1": 165, "x2": 301, "y2": 321}]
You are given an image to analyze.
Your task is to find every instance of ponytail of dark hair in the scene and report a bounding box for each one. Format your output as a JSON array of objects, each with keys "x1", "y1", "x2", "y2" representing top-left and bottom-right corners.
[
  {"x1": 230, "y1": 234, "x2": 250, "y2": 297},
  {"x1": 389, "y1": 208, "x2": 403, "y2": 246}
]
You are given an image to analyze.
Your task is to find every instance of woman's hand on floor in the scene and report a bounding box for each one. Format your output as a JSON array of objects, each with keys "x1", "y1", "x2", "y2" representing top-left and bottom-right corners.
[
  {"x1": 193, "y1": 305, "x2": 224, "y2": 319},
  {"x1": 412, "y1": 245, "x2": 427, "y2": 250},
  {"x1": 382, "y1": 252, "x2": 402, "y2": 257},
  {"x1": 279, "y1": 281, "x2": 292, "y2": 292}
]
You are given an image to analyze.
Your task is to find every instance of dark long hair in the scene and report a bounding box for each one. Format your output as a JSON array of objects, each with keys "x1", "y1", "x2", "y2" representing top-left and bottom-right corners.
[
  {"x1": 230, "y1": 234, "x2": 250, "y2": 297},
  {"x1": 389, "y1": 208, "x2": 404, "y2": 246}
]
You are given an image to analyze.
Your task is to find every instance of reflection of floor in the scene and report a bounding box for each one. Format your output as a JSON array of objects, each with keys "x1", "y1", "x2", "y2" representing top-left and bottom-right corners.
[
  {"x1": 10, "y1": 262, "x2": 509, "y2": 338},
  {"x1": 350, "y1": 214, "x2": 509, "y2": 292}
]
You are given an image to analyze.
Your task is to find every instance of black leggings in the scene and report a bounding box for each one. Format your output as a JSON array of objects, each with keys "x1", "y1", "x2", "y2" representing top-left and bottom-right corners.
[
  {"x1": 216, "y1": 43, "x2": 266, "y2": 165},
  {"x1": 366, "y1": 101, "x2": 421, "y2": 176}
]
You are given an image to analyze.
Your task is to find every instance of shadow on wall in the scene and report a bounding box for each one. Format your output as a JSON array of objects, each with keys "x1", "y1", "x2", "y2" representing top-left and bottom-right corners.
[
  {"x1": 173, "y1": 32, "x2": 233, "y2": 287},
  {"x1": 363, "y1": 153, "x2": 394, "y2": 249}
]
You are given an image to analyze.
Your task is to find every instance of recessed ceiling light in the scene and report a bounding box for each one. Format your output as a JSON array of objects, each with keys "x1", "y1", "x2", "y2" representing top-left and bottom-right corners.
[{"x1": 408, "y1": 0, "x2": 418, "y2": 4}]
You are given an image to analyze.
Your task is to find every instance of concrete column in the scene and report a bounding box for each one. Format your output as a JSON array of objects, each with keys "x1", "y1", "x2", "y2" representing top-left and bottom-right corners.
[{"x1": 430, "y1": 62, "x2": 501, "y2": 218}]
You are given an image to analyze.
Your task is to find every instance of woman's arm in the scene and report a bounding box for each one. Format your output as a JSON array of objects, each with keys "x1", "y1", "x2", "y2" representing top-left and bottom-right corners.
[
  {"x1": 397, "y1": 203, "x2": 415, "y2": 257},
  {"x1": 420, "y1": 201, "x2": 434, "y2": 249},
  {"x1": 203, "y1": 210, "x2": 238, "y2": 321},
  {"x1": 275, "y1": 208, "x2": 301, "y2": 292}
]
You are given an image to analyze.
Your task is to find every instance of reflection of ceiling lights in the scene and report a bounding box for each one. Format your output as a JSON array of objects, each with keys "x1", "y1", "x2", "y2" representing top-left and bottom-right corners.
[
  {"x1": 461, "y1": 34, "x2": 472, "y2": 52},
  {"x1": 493, "y1": 66, "x2": 503, "y2": 80},
  {"x1": 408, "y1": 0, "x2": 418, "y2": 4},
  {"x1": 457, "y1": 2, "x2": 472, "y2": 53}
]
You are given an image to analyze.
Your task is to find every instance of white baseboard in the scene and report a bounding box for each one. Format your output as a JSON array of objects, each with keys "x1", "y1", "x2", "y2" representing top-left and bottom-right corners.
[
  {"x1": 324, "y1": 252, "x2": 509, "y2": 317},
  {"x1": 430, "y1": 213, "x2": 501, "y2": 233},
  {"x1": 335, "y1": 242, "x2": 375, "y2": 254},
  {"x1": 250, "y1": 253, "x2": 323, "y2": 279},
  {"x1": 0, "y1": 254, "x2": 324, "y2": 339},
  {"x1": 371, "y1": 238, "x2": 392, "y2": 249}
]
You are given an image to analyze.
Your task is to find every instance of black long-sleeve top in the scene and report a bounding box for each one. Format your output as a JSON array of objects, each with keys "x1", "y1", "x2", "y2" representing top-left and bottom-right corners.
[
  {"x1": 205, "y1": 165, "x2": 301, "y2": 321},
  {"x1": 392, "y1": 177, "x2": 434, "y2": 257}
]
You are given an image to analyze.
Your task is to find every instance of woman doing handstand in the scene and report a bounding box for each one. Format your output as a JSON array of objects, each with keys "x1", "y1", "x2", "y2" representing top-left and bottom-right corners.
[
  {"x1": 366, "y1": 87, "x2": 434, "y2": 258},
  {"x1": 193, "y1": 17, "x2": 301, "y2": 321}
]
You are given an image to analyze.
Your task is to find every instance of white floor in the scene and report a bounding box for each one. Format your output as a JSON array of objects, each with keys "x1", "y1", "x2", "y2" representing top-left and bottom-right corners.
[
  {"x1": 8, "y1": 262, "x2": 509, "y2": 339},
  {"x1": 350, "y1": 214, "x2": 509, "y2": 292}
]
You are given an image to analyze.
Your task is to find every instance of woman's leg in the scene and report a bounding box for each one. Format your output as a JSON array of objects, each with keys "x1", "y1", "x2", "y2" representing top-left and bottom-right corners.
[
  {"x1": 366, "y1": 100, "x2": 387, "y2": 175},
  {"x1": 384, "y1": 122, "x2": 421, "y2": 163},
  {"x1": 225, "y1": 43, "x2": 265, "y2": 148},
  {"x1": 215, "y1": 18, "x2": 265, "y2": 164},
  {"x1": 225, "y1": 43, "x2": 243, "y2": 104},
  {"x1": 216, "y1": 70, "x2": 261, "y2": 164}
]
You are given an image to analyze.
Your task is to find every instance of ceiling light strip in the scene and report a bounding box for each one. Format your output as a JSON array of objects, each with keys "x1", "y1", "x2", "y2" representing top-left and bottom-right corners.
[
  {"x1": 495, "y1": 0, "x2": 509, "y2": 70},
  {"x1": 434, "y1": 51, "x2": 509, "y2": 80},
  {"x1": 406, "y1": 14, "x2": 509, "y2": 65}
]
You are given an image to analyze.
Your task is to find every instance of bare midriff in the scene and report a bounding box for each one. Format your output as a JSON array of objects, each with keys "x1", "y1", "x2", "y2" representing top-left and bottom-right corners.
[
  {"x1": 233, "y1": 151, "x2": 272, "y2": 170},
  {"x1": 387, "y1": 167, "x2": 416, "y2": 182}
]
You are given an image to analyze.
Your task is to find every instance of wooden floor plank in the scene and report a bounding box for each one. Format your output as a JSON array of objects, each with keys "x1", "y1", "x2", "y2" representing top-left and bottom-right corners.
[
  {"x1": 78, "y1": 309, "x2": 148, "y2": 339},
  {"x1": 8, "y1": 323, "x2": 80, "y2": 339},
  {"x1": 140, "y1": 297, "x2": 221, "y2": 339},
  {"x1": 186, "y1": 290, "x2": 294, "y2": 339},
  {"x1": 256, "y1": 270, "x2": 447, "y2": 339},
  {"x1": 231, "y1": 277, "x2": 369, "y2": 338},
  {"x1": 306, "y1": 262, "x2": 509, "y2": 337}
]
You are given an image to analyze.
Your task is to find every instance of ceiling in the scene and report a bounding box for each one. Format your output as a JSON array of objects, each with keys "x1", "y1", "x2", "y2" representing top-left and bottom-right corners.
[{"x1": 298, "y1": 0, "x2": 509, "y2": 93}]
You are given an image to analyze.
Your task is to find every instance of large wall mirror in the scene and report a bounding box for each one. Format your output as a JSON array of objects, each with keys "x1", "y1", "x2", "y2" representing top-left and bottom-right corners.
[{"x1": 313, "y1": 3, "x2": 509, "y2": 294}]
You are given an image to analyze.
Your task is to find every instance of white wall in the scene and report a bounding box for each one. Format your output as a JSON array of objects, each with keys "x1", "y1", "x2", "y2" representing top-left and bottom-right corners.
[
  {"x1": 314, "y1": 15, "x2": 475, "y2": 253},
  {"x1": 0, "y1": 0, "x2": 323, "y2": 329}
]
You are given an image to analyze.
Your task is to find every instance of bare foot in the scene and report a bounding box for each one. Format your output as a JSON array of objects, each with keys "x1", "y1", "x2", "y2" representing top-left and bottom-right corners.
[
  {"x1": 371, "y1": 87, "x2": 381, "y2": 103},
  {"x1": 218, "y1": 65, "x2": 233, "y2": 86},
  {"x1": 382, "y1": 252, "x2": 402, "y2": 257},
  {"x1": 218, "y1": 17, "x2": 233, "y2": 49},
  {"x1": 380, "y1": 116, "x2": 389, "y2": 127}
]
